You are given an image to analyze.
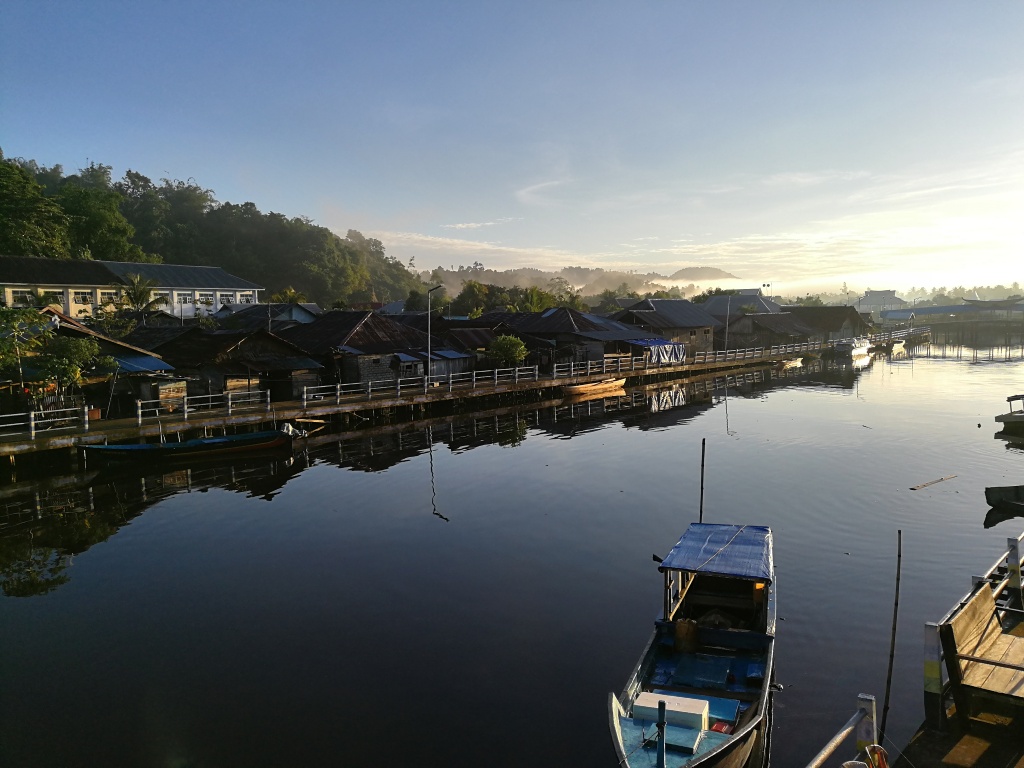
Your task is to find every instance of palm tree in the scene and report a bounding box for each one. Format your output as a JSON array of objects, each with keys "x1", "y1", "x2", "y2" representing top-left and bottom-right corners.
[
  {"x1": 120, "y1": 274, "x2": 167, "y2": 313},
  {"x1": 271, "y1": 286, "x2": 307, "y2": 304}
]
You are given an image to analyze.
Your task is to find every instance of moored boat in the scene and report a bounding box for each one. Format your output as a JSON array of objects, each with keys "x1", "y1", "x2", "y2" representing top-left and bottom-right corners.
[
  {"x1": 609, "y1": 523, "x2": 775, "y2": 768},
  {"x1": 80, "y1": 429, "x2": 294, "y2": 464},
  {"x1": 985, "y1": 485, "x2": 1024, "y2": 512},
  {"x1": 563, "y1": 377, "x2": 626, "y2": 395},
  {"x1": 995, "y1": 394, "x2": 1024, "y2": 434},
  {"x1": 834, "y1": 338, "x2": 870, "y2": 356}
]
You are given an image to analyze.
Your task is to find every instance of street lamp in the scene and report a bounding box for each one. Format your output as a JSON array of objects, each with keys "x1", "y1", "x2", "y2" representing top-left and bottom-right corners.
[
  {"x1": 425, "y1": 285, "x2": 443, "y2": 392},
  {"x1": 762, "y1": 283, "x2": 773, "y2": 302}
]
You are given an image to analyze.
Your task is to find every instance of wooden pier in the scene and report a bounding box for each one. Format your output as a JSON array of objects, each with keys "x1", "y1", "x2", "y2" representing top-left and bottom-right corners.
[{"x1": 0, "y1": 344, "x2": 823, "y2": 459}]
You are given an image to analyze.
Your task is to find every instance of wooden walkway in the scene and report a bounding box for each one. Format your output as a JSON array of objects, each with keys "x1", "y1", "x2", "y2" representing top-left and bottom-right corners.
[{"x1": 0, "y1": 353, "x2": 796, "y2": 459}]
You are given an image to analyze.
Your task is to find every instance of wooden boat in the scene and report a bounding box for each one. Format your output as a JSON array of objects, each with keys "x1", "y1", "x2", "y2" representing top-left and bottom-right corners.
[
  {"x1": 984, "y1": 485, "x2": 1024, "y2": 512},
  {"x1": 609, "y1": 523, "x2": 775, "y2": 768},
  {"x1": 834, "y1": 338, "x2": 870, "y2": 356},
  {"x1": 995, "y1": 394, "x2": 1024, "y2": 434},
  {"x1": 563, "y1": 378, "x2": 626, "y2": 396},
  {"x1": 80, "y1": 429, "x2": 293, "y2": 464}
]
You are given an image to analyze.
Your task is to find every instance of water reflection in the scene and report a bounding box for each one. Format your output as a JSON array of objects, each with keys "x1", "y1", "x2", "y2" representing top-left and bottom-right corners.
[{"x1": 0, "y1": 358, "x2": 884, "y2": 599}]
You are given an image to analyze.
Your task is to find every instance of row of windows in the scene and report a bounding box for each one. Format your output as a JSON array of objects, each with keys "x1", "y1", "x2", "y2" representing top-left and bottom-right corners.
[{"x1": 7, "y1": 290, "x2": 256, "y2": 306}]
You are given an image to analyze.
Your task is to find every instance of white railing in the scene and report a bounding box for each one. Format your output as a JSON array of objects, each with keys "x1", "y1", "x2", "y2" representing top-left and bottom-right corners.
[
  {"x1": 0, "y1": 405, "x2": 93, "y2": 439},
  {"x1": 135, "y1": 390, "x2": 271, "y2": 425}
]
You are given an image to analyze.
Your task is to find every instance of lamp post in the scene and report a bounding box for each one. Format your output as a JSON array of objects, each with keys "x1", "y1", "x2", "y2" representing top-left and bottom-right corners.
[{"x1": 425, "y1": 285, "x2": 442, "y2": 392}]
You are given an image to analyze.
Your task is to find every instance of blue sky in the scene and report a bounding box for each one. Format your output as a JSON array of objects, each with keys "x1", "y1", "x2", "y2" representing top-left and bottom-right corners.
[{"x1": 3, "y1": 1, "x2": 1023, "y2": 293}]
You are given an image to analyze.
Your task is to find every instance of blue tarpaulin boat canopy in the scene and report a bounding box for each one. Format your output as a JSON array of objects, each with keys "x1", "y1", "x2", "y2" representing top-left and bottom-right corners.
[
  {"x1": 659, "y1": 523, "x2": 773, "y2": 582},
  {"x1": 109, "y1": 354, "x2": 175, "y2": 373}
]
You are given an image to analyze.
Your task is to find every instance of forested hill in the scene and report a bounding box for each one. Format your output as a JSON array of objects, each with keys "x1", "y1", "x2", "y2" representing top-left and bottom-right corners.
[{"x1": 0, "y1": 153, "x2": 424, "y2": 307}]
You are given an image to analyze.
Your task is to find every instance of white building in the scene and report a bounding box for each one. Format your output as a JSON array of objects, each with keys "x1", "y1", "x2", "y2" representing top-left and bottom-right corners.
[{"x1": 0, "y1": 255, "x2": 263, "y2": 318}]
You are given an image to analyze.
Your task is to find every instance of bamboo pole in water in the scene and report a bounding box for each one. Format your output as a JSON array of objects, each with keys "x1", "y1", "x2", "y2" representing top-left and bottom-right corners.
[
  {"x1": 879, "y1": 529, "x2": 902, "y2": 744},
  {"x1": 699, "y1": 438, "x2": 706, "y2": 523}
]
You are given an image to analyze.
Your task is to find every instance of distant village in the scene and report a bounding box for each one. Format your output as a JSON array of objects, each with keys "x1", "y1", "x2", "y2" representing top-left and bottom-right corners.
[{"x1": 1, "y1": 254, "x2": 1022, "y2": 421}]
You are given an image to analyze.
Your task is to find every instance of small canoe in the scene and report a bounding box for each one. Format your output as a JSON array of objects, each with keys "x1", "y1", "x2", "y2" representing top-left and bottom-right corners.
[
  {"x1": 610, "y1": 523, "x2": 775, "y2": 768},
  {"x1": 80, "y1": 430, "x2": 293, "y2": 464},
  {"x1": 563, "y1": 378, "x2": 626, "y2": 395}
]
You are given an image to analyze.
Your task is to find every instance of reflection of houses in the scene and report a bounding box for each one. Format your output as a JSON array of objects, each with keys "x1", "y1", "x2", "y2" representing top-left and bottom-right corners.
[
  {"x1": 854, "y1": 290, "x2": 907, "y2": 321},
  {"x1": 0, "y1": 255, "x2": 263, "y2": 318},
  {"x1": 124, "y1": 327, "x2": 321, "y2": 400},
  {"x1": 783, "y1": 306, "x2": 872, "y2": 342},
  {"x1": 611, "y1": 299, "x2": 721, "y2": 354},
  {"x1": 277, "y1": 310, "x2": 472, "y2": 384}
]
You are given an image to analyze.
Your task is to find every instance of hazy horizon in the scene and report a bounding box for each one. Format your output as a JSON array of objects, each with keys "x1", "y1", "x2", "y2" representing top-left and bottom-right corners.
[{"x1": 3, "y1": 3, "x2": 1021, "y2": 293}]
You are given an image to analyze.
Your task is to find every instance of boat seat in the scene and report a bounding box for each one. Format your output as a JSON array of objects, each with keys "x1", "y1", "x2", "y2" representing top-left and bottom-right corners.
[
  {"x1": 633, "y1": 691, "x2": 709, "y2": 730},
  {"x1": 651, "y1": 689, "x2": 740, "y2": 724}
]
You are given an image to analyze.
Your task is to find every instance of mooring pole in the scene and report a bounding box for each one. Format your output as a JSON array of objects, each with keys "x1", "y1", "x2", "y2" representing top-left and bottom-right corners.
[
  {"x1": 699, "y1": 438, "x2": 706, "y2": 523},
  {"x1": 656, "y1": 700, "x2": 666, "y2": 768},
  {"x1": 879, "y1": 529, "x2": 902, "y2": 744}
]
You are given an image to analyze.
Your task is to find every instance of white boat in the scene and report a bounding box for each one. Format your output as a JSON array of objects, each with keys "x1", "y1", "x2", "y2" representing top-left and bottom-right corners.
[
  {"x1": 834, "y1": 338, "x2": 870, "y2": 356},
  {"x1": 609, "y1": 523, "x2": 775, "y2": 768}
]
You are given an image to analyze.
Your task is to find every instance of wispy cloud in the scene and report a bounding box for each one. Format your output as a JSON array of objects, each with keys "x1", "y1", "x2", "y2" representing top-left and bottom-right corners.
[
  {"x1": 515, "y1": 180, "x2": 568, "y2": 206},
  {"x1": 440, "y1": 217, "x2": 518, "y2": 230}
]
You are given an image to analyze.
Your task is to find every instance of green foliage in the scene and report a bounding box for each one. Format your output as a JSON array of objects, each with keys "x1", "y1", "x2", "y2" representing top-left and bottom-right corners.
[
  {"x1": 120, "y1": 274, "x2": 167, "y2": 313},
  {"x1": 271, "y1": 286, "x2": 307, "y2": 303},
  {"x1": 56, "y1": 182, "x2": 149, "y2": 261},
  {"x1": 792, "y1": 294, "x2": 824, "y2": 306},
  {"x1": 691, "y1": 287, "x2": 738, "y2": 304},
  {"x1": 35, "y1": 336, "x2": 109, "y2": 394},
  {"x1": 0, "y1": 308, "x2": 52, "y2": 373},
  {"x1": 0, "y1": 161, "x2": 71, "y2": 258},
  {"x1": 488, "y1": 334, "x2": 528, "y2": 367}
]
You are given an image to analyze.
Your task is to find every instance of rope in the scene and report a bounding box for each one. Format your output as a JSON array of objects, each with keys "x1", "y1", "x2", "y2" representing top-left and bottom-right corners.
[{"x1": 694, "y1": 525, "x2": 748, "y2": 572}]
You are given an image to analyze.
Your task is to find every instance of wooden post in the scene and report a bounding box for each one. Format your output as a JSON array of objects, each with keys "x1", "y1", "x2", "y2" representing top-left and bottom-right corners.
[
  {"x1": 81, "y1": 405, "x2": 89, "y2": 431},
  {"x1": 302, "y1": 387, "x2": 308, "y2": 408},
  {"x1": 663, "y1": 569, "x2": 670, "y2": 620},
  {"x1": 854, "y1": 693, "x2": 877, "y2": 753},
  {"x1": 656, "y1": 700, "x2": 666, "y2": 768},
  {"x1": 182, "y1": 395, "x2": 189, "y2": 421},
  {"x1": 335, "y1": 383, "x2": 341, "y2": 404},
  {"x1": 923, "y1": 622, "x2": 945, "y2": 728},
  {"x1": 136, "y1": 400, "x2": 143, "y2": 426},
  {"x1": 448, "y1": 373, "x2": 453, "y2": 392},
  {"x1": 366, "y1": 381, "x2": 372, "y2": 400},
  {"x1": 514, "y1": 367, "x2": 519, "y2": 384},
  {"x1": 534, "y1": 365, "x2": 538, "y2": 381},
  {"x1": 265, "y1": 390, "x2": 271, "y2": 413},
  {"x1": 226, "y1": 391, "x2": 233, "y2": 415},
  {"x1": 493, "y1": 368, "x2": 498, "y2": 386},
  {"x1": 1008, "y1": 536, "x2": 1023, "y2": 607},
  {"x1": 28, "y1": 409, "x2": 36, "y2": 439},
  {"x1": 699, "y1": 438, "x2": 706, "y2": 523},
  {"x1": 879, "y1": 530, "x2": 902, "y2": 745}
]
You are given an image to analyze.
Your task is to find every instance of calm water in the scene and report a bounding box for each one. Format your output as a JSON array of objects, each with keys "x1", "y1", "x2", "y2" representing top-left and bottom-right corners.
[{"x1": 2, "y1": 353, "x2": 1023, "y2": 767}]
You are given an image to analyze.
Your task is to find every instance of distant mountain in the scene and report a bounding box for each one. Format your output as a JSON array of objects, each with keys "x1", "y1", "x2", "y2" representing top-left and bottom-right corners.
[{"x1": 668, "y1": 266, "x2": 739, "y2": 281}]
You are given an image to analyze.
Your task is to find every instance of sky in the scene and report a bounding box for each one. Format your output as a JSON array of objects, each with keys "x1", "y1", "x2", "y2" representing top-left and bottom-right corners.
[{"x1": 3, "y1": 1, "x2": 1023, "y2": 295}]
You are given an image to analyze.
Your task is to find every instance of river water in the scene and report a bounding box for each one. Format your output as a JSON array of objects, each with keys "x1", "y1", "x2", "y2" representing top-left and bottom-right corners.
[{"x1": 1, "y1": 351, "x2": 1023, "y2": 767}]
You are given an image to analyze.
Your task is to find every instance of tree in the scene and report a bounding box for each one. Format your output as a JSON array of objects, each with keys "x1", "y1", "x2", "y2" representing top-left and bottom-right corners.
[
  {"x1": 0, "y1": 161, "x2": 71, "y2": 258},
  {"x1": 35, "y1": 336, "x2": 109, "y2": 396},
  {"x1": 691, "y1": 287, "x2": 738, "y2": 304},
  {"x1": 56, "y1": 182, "x2": 150, "y2": 261},
  {"x1": 0, "y1": 309, "x2": 53, "y2": 386},
  {"x1": 119, "y1": 274, "x2": 167, "y2": 313},
  {"x1": 271, "y1": 286, "x2": 307, "y2": 303},
  {"x1": 489, "y1": 334, "x2": 528, "y2": 367}
]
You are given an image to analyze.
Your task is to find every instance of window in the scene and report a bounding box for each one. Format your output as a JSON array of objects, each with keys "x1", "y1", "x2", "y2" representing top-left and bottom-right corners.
[
  {"x1": 176, "y1": 293, "x2": 193, "y2": 305},
  {"x1": 72, "y1": 290, "x2": 92, "y2": 305},
  {"x1": 239, "y1": 292, "x2": 255, "y2": 304},
  {"x1": 703, "y1": 328, "x2": 711, "y2": 335},
  {"x1": 99, "y1": 290, "x2": 119, "y2": 305},
  {"x1": 689, "y1": 330, "x2": 697, "y2": 338},
  {"x1": 219, "y1": 293, "x2": 234, "y2": 305},
  {"x1": 11, "y1": 290, "x2": 34, "y2": 307},
  {"x1": 197, "y1": 292, "x2": 215, "y2": 306}
]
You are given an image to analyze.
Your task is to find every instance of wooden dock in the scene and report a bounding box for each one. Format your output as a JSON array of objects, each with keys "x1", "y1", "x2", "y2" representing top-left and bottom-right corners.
[
  {"x1": 895, "y1": 531, "x2": 1024, "y2": 768},
  {"x1": 0, "y1": 349, "x2": 811, "y2": 459}
]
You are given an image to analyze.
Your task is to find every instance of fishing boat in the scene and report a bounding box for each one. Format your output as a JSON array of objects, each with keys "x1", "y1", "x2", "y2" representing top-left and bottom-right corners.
[
  {"x1": 80, "y1": 429, "x2": 294, "y2": 464},
  {"x1": 984, "y1": 485, "x2": 1024, "y2": 513},
  {"x1": 563, "y1": 377, "x2": 626, "y2": 396},
  {"x1": 609, "y1": 523, "x2": 775, "y2": 768},
  {"x1": 995, "y1": 394, "x2": 1024, "y2": 434},
  {"x1": 834, "y1": 338, "x2": 870, "y2": 356}
]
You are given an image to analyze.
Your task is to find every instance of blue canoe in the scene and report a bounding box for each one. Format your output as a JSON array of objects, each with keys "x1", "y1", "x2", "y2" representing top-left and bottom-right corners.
[{"x1": 80, "y1": 430, "x2": 293, "y2": 463}]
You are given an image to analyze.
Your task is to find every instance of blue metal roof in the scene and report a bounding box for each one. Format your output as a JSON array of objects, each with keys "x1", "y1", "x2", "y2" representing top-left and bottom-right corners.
[
  {"x1": 110, "y1": 353, "x2": 176, "y2": 373},
  {"x1": 659, "y1": 523, "x2": 773, "y2": 582}
]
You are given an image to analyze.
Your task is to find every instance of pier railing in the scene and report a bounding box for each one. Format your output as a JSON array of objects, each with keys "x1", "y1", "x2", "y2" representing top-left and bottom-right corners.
[
  {"x1": 923, "y1": 529, "x2": 1024, "y2": 728},
  {"x1": 0, "y1": 406, "x2": 93, "y2": 439},
  {"x1": 134, "y1": 390, "x2": 271, "y2": 424},
  {"x1": 802, "y1": 694, "x2": 878, "y2": 768}
]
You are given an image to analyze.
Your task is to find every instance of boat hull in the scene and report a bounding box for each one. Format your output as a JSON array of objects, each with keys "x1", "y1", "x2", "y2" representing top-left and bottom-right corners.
[
  {"x1": 80, "y1": 430, "x2": 293, "y2": 464},
  {"x1": 562, "y1": 378, "x2": 626, "y2": 395}
]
